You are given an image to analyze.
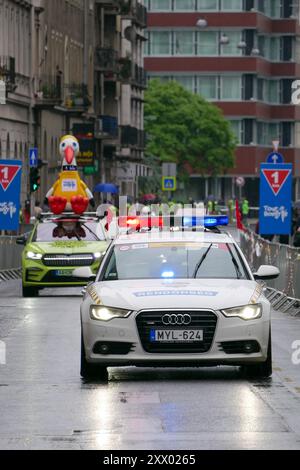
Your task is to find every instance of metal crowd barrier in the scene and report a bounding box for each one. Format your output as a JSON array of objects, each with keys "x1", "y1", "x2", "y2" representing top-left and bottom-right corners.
[{"x1": 239, "y1": 229, "x2": 300, "y2": 316}]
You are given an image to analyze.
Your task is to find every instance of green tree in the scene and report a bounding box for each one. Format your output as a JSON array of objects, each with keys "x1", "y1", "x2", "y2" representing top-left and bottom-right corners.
[{"x1": 144, "y1": 79, "x2": 237, "y2": 176}]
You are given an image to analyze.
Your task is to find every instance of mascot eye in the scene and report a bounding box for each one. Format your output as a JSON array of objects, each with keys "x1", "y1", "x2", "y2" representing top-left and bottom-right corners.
[
  {"x1": 73, "y1": 142, "x2": 77, "y2": 148},
  {"x1": 62, "y1": 143, "x2": 66, "y2": 148}
]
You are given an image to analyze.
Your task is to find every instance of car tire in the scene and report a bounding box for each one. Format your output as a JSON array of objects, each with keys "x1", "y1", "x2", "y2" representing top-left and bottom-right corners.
[
  {"x1": 22, "y1": 286, "x2": 39, "y2": 298},
  {"x1": 80, "y1": 332, "x2": 108, "y2": 380},
  {"x1": 242, "y1": 329, "x2": 272, "y2": 379}
]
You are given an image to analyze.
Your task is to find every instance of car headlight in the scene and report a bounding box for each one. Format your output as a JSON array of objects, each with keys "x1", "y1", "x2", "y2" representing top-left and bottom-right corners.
[
  {"x1": 26, "y1": 251, "x2": 43, "y2": 260},
  {"x1": 90, "y1": 305, "x2": 132, "y2": 322},
  {"x1": 221, "y1": 304, "x2": 262, "y2": 321}
]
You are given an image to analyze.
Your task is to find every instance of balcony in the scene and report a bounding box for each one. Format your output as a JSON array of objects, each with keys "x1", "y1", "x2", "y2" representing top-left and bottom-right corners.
[
  {"x1": 64, "y1": 83, "x2": 91, "y2": 111},
  {"x1": 119, "y1": 57, "x2": 132, "y2": 82},
  {"x1": 35, "y1": 75, "x2": 63, "y2": 106},
  {"x1": 95, "y1": 47, "x2": 119, "y2": 74},
  {"x1": 133, "y1": 65, "x2": 147, "y2": 88},
  {"x1": 100, "y1": 115, "x2": 119, "y2": 138},
  {"x1": 119, "y1": 1, "x2": 147, "y2": 28},
  {"x1": 0, "y1": 56, "x2": 16, "y2": 93}
]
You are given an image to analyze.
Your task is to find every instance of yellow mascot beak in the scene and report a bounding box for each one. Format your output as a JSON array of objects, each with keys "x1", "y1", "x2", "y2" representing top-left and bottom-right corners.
[{"x1": 65, "y1": 146, "x2": 75, "y2": 164}]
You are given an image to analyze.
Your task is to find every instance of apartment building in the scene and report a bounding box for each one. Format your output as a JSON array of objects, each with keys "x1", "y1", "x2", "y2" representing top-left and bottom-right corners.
[
  {"x1": 95, "y1": 0, "x2": 148, "y2": 197},
  {"x1": 144, "y1": 0, "x2": 300, "y2": 204},
  {"x1": 0, "y1": 0, "x2": 148, "y2": 204},
  {"x1": 0, "y1": 0, "x2": 41, "y2": 202}
]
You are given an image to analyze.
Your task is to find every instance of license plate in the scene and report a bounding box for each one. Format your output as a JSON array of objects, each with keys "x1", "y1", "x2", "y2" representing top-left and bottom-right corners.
[
  {"x1": 54, "y1": 270, "x2": 74, "y2": 277},
  {"x1": 150, "y1": 329, "x2": 203, "y2": 343}
]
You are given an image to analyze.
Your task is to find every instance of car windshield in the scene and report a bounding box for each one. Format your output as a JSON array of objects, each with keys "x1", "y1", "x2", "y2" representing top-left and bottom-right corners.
[
  {"x1": 102, "y1": 242, "x2": 249, "y2": 281},
  {"x1": 31, "y1": 221, "x2": 106, "y2": 242}
]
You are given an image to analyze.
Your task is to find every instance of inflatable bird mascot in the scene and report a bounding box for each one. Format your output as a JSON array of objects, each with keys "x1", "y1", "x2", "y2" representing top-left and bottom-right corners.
[{"x1": 45, "y1": 135, "x2": 95, "y2": 215}]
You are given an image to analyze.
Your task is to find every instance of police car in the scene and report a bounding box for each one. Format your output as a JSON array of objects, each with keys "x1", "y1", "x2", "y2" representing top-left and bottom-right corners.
[{"x1": 77, "y1": 215, "x2": 279, "y2": 380}]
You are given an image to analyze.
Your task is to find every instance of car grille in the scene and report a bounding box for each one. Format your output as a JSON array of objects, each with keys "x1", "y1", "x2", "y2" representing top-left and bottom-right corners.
[
  {"x1": 42, "y1": 254, "x2": 94, "y2": 267},
  {"x1": 136, "y1": 310, "x2": 218, "y2": 354}
]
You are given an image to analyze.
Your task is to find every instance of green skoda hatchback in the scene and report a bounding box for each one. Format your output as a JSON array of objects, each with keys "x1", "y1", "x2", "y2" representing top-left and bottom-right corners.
[{"x1": 17, "y1": 214, "x2": 109, "y2": 297}]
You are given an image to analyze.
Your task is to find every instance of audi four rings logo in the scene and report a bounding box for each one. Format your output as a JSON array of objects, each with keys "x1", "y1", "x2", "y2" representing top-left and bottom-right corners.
[{"x1": 162, "y1": 314, "x2": 192, "y2": 326}]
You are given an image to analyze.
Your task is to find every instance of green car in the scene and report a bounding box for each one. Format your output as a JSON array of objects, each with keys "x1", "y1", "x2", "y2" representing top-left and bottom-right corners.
[{"x1": 17, "y1": 214, "x2": 109, "y2": 297}]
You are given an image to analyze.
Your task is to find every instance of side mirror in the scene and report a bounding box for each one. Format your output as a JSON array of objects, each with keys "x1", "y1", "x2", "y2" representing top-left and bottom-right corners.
[
  {"x1": 72, "y1": 267, "x2": 96, "y2": 281},
  {"x1": 254, "y1": 265, "x2": 280, "y2": 281},
  {"x1": 16, "y1": 236, "x2": 26, "y2": 246}
]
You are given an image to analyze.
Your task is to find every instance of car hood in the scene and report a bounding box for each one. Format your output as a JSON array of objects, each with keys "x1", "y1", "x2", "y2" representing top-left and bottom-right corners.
[
  {"x1": 89, "y1": 279, "x2": 262, "y2": 311},
  {"x1": 26, "y1": 240, "x2": 108, "y2": 255}
]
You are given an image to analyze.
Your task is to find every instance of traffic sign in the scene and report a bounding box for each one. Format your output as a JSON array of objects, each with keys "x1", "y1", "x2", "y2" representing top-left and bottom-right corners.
[
  {"x1": 29, "y1": 148, "x2": 38, "y2": 168},
  {"x1": 262, "y1": 168, "x2": 291, "y2": 196},
  {"x1": 236, "y1": 176, "x2": 245, "y2": 187},
  {"x1": 162, "y1": 177, "x2": 177, "y2": 192},
  {"x1": 0, "y1": 160, "x2": 22, "y2": 231},
  {"x1": 267, "y1": 152, "x2": 284, "y2": 164},
  {"x1": 259, "y1": 163, "x2": 293, "y2": 235},
  {"x1": 162, "y1": 163, "x2": 177, "y2": 177}
]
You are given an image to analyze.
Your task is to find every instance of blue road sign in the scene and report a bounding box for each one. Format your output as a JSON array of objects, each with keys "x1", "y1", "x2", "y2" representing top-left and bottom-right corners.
[
  {"x1": 267, "y1": 152, "x2": 284, "y2": 164},
  {"x1": 29, "y1": 148, "x2": 38, "y2": 168},
  {"x1": 259, "y1": 163, "x2": 293, "y2": 235},
  {"x1": 0, "y1": 160, "x2": 22, "y2": 231},
  {"x1": 162, "y1": 177, "x2": 177, "y2": 192}
]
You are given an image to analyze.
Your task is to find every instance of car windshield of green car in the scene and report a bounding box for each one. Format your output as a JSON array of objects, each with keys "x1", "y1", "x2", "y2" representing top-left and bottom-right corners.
[{"x1": 31, "y1": 221, "x2": 106, "y2": 242}]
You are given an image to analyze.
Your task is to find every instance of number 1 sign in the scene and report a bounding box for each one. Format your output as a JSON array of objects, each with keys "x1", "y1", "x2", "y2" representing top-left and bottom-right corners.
[
  {"x1": 0, "y1": 160, "x2": 22, "y2": 231},
  {"x1": 259, "y1": 163, "x2": 293, "y2": 236}
]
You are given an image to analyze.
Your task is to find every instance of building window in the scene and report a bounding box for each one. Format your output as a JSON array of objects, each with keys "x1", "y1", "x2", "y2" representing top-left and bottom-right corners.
[
  {"x1": 175, "y1": 76, "x2": 195, "y2": 92},
  {"x1": 197, "y1": 0, "x2": 218, "y2": 10},
  {"x1": 281, "y1": 122, "x2": 293, "y2": 147},
  {"x1": 174, "y1": 31, "x2": 195, "y2": 55},
  {"x1": 268, "y1": 80, "x2": 280, "y2": 103},
  {"x1": 174, "y1": 0, "x2": 195, "y2": 10},
  {"x1": 150, "y1": 0, "x2": 171, "y2": 10},
  {"x1": 268, "y1": 0, "x2": 281, "y2": 17},
  {"x1": 257, "y1": 122, "x2": 280, "y2": 146},
  {"x1": 257, "y1": 78, "x2": 266, "y2": 101},
  {"x1": 221, "y1": 0, "x2": 243, "y2": 10},
  {"x1": 197, "y1": 76, "x2": 218, "y2": 99},
  {"x1": 221, "y1": 31, "x2": 243, "y2": 56},
  {"x1": 228, "y1": 120, "x2": 242, "y2": 144},
  {"x1": 197, "y1": 31, "x2": 218, "y2": 56},
  {"x1": 221, "y1": 76, "x2": 242, "y2": 100},
  {"x1": 269, "y1": 37, "x2": 281, "y2": 61},
  {"x1": 149, "y1": 31, "x2": 171, "y2": 55}
]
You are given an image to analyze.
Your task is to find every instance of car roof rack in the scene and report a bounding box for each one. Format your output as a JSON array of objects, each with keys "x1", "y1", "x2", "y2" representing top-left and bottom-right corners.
[{"x1": 40, "y1": 212, "x2": 102, "y2": 222}]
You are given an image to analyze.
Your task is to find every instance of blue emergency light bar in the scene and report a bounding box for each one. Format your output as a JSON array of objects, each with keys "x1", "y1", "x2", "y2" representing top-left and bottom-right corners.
[{"x1": 183, "y1": 215, "x2": 229, "y2": 228}]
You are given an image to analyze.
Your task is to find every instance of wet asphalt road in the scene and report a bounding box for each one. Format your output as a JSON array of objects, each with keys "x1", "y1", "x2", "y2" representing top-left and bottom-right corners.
[{"x1": 1, "y1": 280, "x2": 300, "y2": 450}]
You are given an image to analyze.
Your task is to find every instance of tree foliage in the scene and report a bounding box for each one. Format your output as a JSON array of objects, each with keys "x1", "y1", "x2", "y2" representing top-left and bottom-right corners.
[{"x1": 144, "y1": 79, "x2": 237, "y2": 176}]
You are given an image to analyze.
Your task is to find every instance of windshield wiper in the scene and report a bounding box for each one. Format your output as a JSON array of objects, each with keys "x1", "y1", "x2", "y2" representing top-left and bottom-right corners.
[
  {"x1": 227, "y1": 244, "x2": 243, "y2": 280},
  {"x1": 193, "y1": 243, "x2": 213, "y2": 278},
  {"x1": 82, "y1": 224, "x2": 100, "y2": 241}
]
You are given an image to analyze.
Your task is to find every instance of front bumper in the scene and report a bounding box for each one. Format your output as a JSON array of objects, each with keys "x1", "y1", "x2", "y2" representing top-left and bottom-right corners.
[
  {"x1": 22, "y1": 259, "x2": 100, "y2": 288},
  {"x1": 82, "y1": 308, "x2": 270, "y2": 367}
]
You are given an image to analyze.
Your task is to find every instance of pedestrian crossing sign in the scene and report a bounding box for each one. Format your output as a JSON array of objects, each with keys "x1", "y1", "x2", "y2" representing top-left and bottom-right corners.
[{"x1": 162, "y1": 177, "x2": 177, "y2": 192}]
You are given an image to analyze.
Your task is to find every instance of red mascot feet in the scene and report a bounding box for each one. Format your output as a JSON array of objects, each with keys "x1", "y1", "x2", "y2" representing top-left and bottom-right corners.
[
  {"x1": 49, "y1": 196, "x2": 67, "y2": 215},
  {"x1": 71, "y1": 195, "x2": 89, "y2": 215}
]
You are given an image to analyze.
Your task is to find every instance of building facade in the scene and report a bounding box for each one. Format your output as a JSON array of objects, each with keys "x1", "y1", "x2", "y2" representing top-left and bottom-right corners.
[
  {"x1": 0, "y1": 0, "x2": 39, "y2": 203},
  {"x1": 0, "y1": 0, "x2": 148, "y2": 208},
  {"x1": 94, "y1": 0, "x2": 148, "y2": 198},
  {"x1": 144, "y1": 0, "x2": 300, "y2": 204}
]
